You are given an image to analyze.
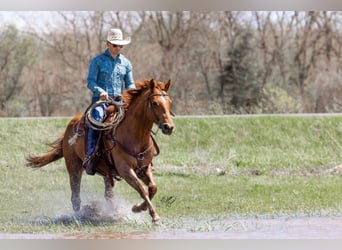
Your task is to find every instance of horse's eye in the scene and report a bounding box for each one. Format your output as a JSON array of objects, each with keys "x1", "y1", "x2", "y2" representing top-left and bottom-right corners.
[{"x1": 152, "y1": 101, "x2": 159, "y2": 107}]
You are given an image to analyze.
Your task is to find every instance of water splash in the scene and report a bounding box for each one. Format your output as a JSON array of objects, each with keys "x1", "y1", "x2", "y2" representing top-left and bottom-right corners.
[{"x1": 30, "y1": 197, "x2": 147, "y2": 226}]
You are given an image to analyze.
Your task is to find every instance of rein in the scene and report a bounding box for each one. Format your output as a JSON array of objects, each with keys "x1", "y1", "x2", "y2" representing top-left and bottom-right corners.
[
  {"x1": 106, "y1": 92, "x2": 165, "y2": 167},
  {"x1": 108, "y1": 133, "x2": 160, "y2": 167}
]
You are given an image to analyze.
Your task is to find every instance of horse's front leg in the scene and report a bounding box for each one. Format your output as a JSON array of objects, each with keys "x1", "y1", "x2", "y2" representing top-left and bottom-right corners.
[
  {"x1": 120, "y1": 164, "x2": 160, "y2": 223},
  {"x1": 103, "y1": 176, "x2": 115, "y2": 211},
  {"x1": 132, "y1": 163, "x2": 157, "y2": 213}
]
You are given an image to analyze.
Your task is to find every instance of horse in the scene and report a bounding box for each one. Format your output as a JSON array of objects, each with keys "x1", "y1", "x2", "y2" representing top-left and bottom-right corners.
[{"x1": 26, "y1": 79, "x2": 174, "y2": 223}]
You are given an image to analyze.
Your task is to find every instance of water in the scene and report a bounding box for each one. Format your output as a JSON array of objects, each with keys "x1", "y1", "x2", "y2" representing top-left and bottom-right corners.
[
  {"x1": 2, "y1": 196, "x2": 342, "y2": 239},
  {"x1": 2, "y1": 208, "x2": 342, "y2": 239}
]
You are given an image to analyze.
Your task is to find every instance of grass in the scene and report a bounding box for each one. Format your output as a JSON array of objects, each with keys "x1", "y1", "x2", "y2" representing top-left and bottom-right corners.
[
  {"x1": 157, "y1": 174, "x2": 342, "y2": 217},
  {"x1": 154, "y1": 116, "x2": 342, "y2": 173},
  {"x1": 0, "y1": 115, "x2": 342, "y2": 234}
]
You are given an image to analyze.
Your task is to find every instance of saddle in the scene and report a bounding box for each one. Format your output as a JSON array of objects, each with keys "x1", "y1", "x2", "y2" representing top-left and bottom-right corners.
[{"x1": 71, "y1": 102, "x2": 123, "y2": 181}]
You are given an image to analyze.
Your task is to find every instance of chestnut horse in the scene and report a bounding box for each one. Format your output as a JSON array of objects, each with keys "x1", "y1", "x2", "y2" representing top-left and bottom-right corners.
[{"x1": 26, "y1": 79, "x2": 174, "y2": 223}]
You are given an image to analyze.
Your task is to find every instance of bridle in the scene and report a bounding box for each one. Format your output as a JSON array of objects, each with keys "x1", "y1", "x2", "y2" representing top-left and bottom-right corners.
[
  {"x1": 148, "y1": 92, "x2": 175, "y2": 129},
  {"x1": 148, "y1": 93, "x2": 169, "y2": 129}
]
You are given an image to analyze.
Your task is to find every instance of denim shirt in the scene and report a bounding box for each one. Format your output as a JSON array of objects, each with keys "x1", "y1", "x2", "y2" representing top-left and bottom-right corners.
[{"x1": 87, "y1": 49, "x2": 135, "y2": 102}]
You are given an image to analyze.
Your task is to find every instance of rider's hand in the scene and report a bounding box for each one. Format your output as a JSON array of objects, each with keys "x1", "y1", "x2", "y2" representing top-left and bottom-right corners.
[{"x1": 100, "y1": 92, "x2": 109, "y2": 101}]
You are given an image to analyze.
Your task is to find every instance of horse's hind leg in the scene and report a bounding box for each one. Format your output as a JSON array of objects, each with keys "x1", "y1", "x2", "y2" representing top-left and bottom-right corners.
[
  {"x1": 132, "y1": 164, "x2": 157, "y2": 213},
  {"x1": 66, "y1": 158, "x2": 83, "y2": 212}
]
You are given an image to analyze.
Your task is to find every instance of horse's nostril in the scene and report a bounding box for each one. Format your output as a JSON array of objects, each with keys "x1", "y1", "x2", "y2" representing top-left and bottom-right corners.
[{"x1": 161, "y1": 123, "x2": 173, "y2": 134}]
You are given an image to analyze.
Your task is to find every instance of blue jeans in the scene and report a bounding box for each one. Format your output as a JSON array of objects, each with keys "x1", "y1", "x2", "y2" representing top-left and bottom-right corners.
[{"x1": 86, "y1": 102, "x2": 107, "y2": 157}]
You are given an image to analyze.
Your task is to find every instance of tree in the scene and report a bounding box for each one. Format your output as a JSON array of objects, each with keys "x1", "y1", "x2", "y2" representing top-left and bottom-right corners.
[
  {"x1": 0, "y1": 25, "x2": 36, "y2": 116},
  {"x1": 140, "y1": 11, "x2": 207, "y2": 113},
  {"x1": 220, "y1": 28, "x2": 262, "y2": 112}
]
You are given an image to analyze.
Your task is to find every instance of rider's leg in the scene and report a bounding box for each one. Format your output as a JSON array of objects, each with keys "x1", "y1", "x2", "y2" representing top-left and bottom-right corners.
[{"x1": 83, "y1": 104, "x2": 106, "y2": 175}]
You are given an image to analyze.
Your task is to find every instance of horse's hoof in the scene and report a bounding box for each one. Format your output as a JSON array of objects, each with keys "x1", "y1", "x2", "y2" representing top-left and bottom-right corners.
[
  {"x1": 152, "y1": 216, "x2": 161, "y2": 225},
  {"x1": 132, "y1": 204, "x2": 147, "y2": 213},
  {"x1": 132, "y1": 204, "x2": 141, "y2": 213}
]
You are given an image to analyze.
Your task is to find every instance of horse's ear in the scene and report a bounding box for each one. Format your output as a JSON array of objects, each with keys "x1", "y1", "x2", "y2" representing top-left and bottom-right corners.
[
  {"x1": 149, "y1": 78, "x2": 157, "y2": 90},
  {"x1": 164, "y1": 79, "x2": 172, "y2": 92}
]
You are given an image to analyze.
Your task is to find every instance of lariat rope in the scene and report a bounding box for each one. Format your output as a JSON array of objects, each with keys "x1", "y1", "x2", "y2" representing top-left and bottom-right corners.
[
  {"x1": 85, "y1": 99, "x2": 125, "y2": 132},
  {"x1": 68, "y1": 99, "x2": 124, "y2": 146}
]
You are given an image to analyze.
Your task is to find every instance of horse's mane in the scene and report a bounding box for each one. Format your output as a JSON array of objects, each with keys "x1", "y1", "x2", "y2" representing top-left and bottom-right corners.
[{"x1": 122, "y1": 79, "x2": 164, "y2": 108}]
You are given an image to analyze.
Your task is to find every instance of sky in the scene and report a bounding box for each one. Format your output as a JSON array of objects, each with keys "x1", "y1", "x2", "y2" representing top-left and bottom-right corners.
[{"x1": 0, "y1": 11, "x2": 59, "y2": 30}]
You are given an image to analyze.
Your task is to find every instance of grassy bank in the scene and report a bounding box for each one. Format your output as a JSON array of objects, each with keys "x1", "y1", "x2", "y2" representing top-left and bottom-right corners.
[
  {"x1": 0, "y1": 115, "x2": 342, "y2": 233},
  {"x1": 155, "y1": 115, "x2": 342, "y2": 173}
]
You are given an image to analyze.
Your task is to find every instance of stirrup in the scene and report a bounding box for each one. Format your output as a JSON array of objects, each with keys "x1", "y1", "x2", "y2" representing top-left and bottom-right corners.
[{"x1": 82, "y1": 156, "x2": 96, "y2": 175}]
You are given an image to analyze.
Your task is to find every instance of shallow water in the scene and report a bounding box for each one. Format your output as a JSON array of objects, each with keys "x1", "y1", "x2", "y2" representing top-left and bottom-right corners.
[
  {"x1": 69, "y1": 216, "x2": 342, "y2": 239},
  {"x1": 1, "y1": 216, "x2": 342, "y2": 239},
  {"x1": 2, "y1": 199, "x2": 342, "y2": 239}
]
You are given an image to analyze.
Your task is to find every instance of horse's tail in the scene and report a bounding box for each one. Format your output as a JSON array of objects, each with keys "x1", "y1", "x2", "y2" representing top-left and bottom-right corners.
[{"x1": 26, "y1": 135, "x2": 64, "y2": 168}]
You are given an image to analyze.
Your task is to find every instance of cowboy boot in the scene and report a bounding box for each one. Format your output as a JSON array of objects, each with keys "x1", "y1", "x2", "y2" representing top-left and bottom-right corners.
[{"x1": 82, "y1": 128, "x2": 99, "y2": 175}]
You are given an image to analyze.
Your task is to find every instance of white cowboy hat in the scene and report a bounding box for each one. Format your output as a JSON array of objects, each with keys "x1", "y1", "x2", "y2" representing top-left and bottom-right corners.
[{"x1": 107, "y1": 28, "x2": 131, "y2": 46}]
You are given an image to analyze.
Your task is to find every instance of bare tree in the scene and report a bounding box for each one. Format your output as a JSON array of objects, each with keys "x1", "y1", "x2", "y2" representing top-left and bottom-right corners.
[
  {"x1": 291, "y1": 12, "x2": 322, "y2": 103},
  {"x1": 138, "y1": 11, "x2": 208, "y2": 113},
  {"x1": 253, "y1": 11, "x2": 276, "y2": 86}
]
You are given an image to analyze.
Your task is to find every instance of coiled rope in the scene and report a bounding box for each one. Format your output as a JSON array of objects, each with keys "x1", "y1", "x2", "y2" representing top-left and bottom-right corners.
[{"x1": 85, "y1": 99, "x2": 125, "y2": 132}]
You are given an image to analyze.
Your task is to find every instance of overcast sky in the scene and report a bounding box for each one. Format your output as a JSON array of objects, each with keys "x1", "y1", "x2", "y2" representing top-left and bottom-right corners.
[{"x1": 0, "y1": 11, "x2": 58, "y2": 30}]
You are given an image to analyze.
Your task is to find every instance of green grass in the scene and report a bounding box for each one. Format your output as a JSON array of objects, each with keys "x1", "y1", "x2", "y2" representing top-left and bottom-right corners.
[
  {"x1": 154, "y1": 116, "x2": 342, "y2": 173},
  {"x1": 155, "y1": 174, "x2": 342, "y2": 218},
  {"x1": 0, "y1": 116, "x2": 342, "y2": 234}
]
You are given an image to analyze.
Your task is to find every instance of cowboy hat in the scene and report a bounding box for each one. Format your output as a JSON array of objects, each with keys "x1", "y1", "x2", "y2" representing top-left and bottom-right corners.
[{"x1": 107, "y1": 28, "x2": 131, "y2": 46}]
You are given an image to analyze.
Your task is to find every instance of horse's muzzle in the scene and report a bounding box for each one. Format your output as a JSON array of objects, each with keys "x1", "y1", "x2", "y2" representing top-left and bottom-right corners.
[{"x1": 160, "y1": 123, "x2": 174, "y2": 135}]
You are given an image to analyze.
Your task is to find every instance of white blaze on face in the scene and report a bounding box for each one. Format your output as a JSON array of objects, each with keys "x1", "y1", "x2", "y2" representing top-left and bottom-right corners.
[{"x1": 160, "y1": 95, "x2": 167, "y2": 103}]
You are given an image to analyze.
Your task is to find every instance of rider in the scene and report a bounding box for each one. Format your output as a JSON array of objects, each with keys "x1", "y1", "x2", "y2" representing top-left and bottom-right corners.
[{"x1": 83, "y1": 28, "x2": 136, "y2": 175}]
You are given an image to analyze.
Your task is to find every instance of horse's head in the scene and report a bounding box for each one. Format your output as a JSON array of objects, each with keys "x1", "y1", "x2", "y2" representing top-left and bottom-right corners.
[
  {"x1": 147, "y1": 79, "x2": 175, "y2": 135},
  {"x1": 123, "y1": 79, "x2": 175, "y2": 135}
]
